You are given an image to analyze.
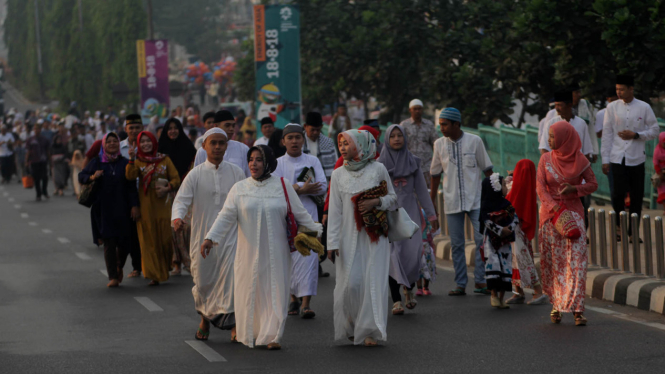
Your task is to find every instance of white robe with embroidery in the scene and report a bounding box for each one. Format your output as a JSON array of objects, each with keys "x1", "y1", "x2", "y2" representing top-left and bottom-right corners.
[
  {"x1": 205, "y1": 176, "x2": 322, "y2": 348},
  {"x1": 327, "y1": 161, "x2": 397, "y2": 345},
  {"x1": 273, "y1": 153, "x2": 327, "y2": 297},
  {"x1": 171, "y1": 161, "x2": 246, "y2": 326}
]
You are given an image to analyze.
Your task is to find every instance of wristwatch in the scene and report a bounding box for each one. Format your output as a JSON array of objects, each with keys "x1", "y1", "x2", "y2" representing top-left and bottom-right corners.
[{"x1": 633, "y1": 132, "x2": 640, "y2": 139}]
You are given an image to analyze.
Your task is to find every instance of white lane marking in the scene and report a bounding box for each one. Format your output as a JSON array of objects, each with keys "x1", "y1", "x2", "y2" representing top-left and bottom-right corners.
[
  {"x1": 14, "y1": 204, "x2": 20, "y2": 209},
  {"x1": 99, "y1": 269, "x2": 108, "y2": 277},
  {"x1": 185, "y1": 341, "x2": 227, "y2": 362},
  {"x1": 134, "y1": 297, "x2": 164, "y2": 312},
  {"x1": 20, "y1": 213, "x2": 28, "y2": 219},
  {"x1": 28, "y1": 222, "x2": 38, "y2": 226},
  {"x1": 42, "y1": 229, "x2": 52, "y2": 234},
  {"x1": 75, "y1": 252, "x2": 91, "y2": 260},
  {"x1": 8, "y1": 197, "x2": 14, "y2": 202},
  {"x1": 57, "y1": 237, "x2": 70, "y2": 244}
]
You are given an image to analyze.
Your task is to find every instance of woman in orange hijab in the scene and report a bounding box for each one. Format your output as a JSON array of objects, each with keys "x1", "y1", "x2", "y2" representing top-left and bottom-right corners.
[{"x1": 536, "y1": 121, "x2": 597, "y2": 326}]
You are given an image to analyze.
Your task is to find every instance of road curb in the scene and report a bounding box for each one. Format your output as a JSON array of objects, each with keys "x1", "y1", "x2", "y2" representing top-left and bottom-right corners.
[{"x1": 585, "y1": 267, "x2": 665, "y2": 315}]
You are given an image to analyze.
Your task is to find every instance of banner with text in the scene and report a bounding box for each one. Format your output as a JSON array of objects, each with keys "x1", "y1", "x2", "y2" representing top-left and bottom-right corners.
[
  {"x1": 253, "y1": 4, "x2": 301, "y2": 129},
  {"x1": 136, "y1": 39, "x2": 169, "y2": 124}
]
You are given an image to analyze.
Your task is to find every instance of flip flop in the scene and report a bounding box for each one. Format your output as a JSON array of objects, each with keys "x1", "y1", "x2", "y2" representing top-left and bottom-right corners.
[
  {"x1": 301, "y1": 307, "x2": 316, "y2": 319},
  {"x1": 288, "y1": 301, "x2": 300, "y2": 316},
  {"x1": 448, "y1": 288, "x2": 466, "y2": 296},
  {"x1": 195, "y1": 328, "x2": 209, "y2": 341},
  {"x1": 473, "y1": 287, "x2": 491, "y2": 295}
]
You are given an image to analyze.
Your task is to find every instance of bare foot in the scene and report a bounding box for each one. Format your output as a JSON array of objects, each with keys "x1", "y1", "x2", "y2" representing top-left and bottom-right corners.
[
  {"x1": 364, "y1": 337, "x2": 378, "y2": 347},
  {"x1": 128, "y1": 270, "x2": 141, "y2": 278},
  {"x1": 231, "y1": 327, "x2": 237, "y2": 342},
  {"x1": 107, "y1": 279, "x2": 119, "y2": 288}
]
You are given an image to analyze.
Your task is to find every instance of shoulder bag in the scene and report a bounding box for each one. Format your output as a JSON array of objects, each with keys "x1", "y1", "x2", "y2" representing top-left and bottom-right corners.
[
  {"x1": 387, "y1": 207, "x2": 419, "y2": 243},
  {"x1": 78, "y1": 158, "x2": 102, "y2": 208},
  {"x1": 281, "y1": 177, "x2": 298, "y2": 252}
]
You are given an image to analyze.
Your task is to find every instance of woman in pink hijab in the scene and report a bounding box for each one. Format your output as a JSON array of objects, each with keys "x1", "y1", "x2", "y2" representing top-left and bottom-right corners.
[
  {"x1": 536, "y1": 121, "x2": 598, "y2": 326},
  {"x1": 652, "y1": 132, "x2": 665, "y2": 213}
]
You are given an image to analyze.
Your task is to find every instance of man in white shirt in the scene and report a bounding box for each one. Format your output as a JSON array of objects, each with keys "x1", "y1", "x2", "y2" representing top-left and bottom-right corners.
[
  {"x1": 571, "y1": 82, "x2": 599, "y2": 161},
  {"x1": 538, "y1": 99, "x2": 557, "y2": 142},
  {"x1": 539, "y1": 90, "x2": 594, "y2": 158},
  {"x1": 595, "y1": 88, "x2": 619, "y2": 199},
  {"x1": 254, "y1": 117, "x2": 275, "y2": 146},
  {"x1": 194, "y1": 112, "x2": 216, "y2": 150},
  {"x1": 273, "y1": 123, "x2": 327, "y2": 319},
  {"x1": 430, "y1": 108, "x2": 493, "y2": 296},
  {"x1": 0, "y1": 124, "x2": 15, "y2": 183},
  {"x1": 194, "y1": 110, "x2": 251, "y2": 177},
  {"x1": 601, "y1": 75, "x2": 660, "y2": 239}
]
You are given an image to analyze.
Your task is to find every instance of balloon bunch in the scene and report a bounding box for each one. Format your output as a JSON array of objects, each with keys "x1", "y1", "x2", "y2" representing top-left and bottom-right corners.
[
  {"x1": 185, "y1": 61, "x2": 212, "y2": 84},
  {"x1": 212, "y1": 57, "x2": 237, "y2": 84}
]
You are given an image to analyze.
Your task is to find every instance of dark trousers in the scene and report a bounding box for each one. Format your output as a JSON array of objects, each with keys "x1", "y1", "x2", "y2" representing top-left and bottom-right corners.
[
  {"x1": 611, "y1": 161, "x2": 645, "y2": 236},
  {"x1": 129, "y1": 222, "x2": 142, "y2": 272},
  {"x1": 30, "y1": 161, "x2": 48, "y2": 198},
  {"x1": 581, "y1": 195, "x2": 591, "y2": 228},
  {"x1": 389, "y1": 276, "x2": 414, "y2": 303},
  {"x1": 317, "y1": 204, "x2": 327, "y2": 265},
  {"x1": 104, "y1": 237, "x2": 128, "y2": 280},
  {"x1": 1, "y1": 155, "x2": 14, "y2": 182}
]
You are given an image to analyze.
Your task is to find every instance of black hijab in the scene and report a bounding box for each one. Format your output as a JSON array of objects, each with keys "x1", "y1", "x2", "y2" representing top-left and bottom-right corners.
[
  {"x1": 158, "y1": 118, "x2": 197, "y2": 178},
  {"x1": 479, "y1": 174, "x2": 513, "y2": 236},
  {"x1": 247, "y1": 145, "x2": 278, "y2": 181},
  {"x1": 268, "y1": 128, "x2": 286, "y2": 158}
]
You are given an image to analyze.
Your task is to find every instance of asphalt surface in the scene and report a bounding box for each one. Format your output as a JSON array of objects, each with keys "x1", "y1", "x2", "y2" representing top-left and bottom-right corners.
[{"x1": 1, "y1": 179, "x2": 665, "y2": 374}]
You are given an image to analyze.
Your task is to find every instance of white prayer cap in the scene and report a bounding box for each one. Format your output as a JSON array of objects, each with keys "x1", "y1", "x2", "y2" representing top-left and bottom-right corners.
[
  {"x1": 409, "y1": 99, "x2": 424, "y2": 108},
  {"x1": 201, "y1": 127, "x2": 228, "y2": 145}
]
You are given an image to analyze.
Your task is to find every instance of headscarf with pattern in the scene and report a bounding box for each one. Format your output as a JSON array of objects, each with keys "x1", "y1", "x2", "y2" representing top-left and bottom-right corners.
[
  {"x1": 136, "y1": 131, "x2": 166, "y2": 195},
  {"x1": 338, "y1": 129, "x2": 377, "y2": 172},
  {"x1": 99, "y1": 132, "x2": 120, "y2": 163}
]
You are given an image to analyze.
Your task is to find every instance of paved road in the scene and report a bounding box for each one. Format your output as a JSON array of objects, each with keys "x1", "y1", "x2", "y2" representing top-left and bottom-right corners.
[{"x1": 1, "y1": 179, "x2": 665, "y2": 374}]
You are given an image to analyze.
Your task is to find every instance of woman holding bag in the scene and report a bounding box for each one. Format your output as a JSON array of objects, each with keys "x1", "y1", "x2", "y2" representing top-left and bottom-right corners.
[
  {"x1": 201, "y1": 145, "x2": 322, "y2": 350},
  {"x1": 377, "y1": 125, "x2": 438, "y2": 315},
  {"x1": 537, "y1": 121, "x2": 597, "y2": 326}
]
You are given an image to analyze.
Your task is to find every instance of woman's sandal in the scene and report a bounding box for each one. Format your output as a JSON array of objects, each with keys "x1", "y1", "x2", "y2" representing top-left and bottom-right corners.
[
  {"x1": 392, "y1": 301, "x2": 404, "y2": 315},
  {"x1": 128, "y1": 270, "x2": 141, "y2": 278},
  {"x1": 288, "y1": 301, "x2": 300, "y2": 316},
  {"x1": 575, "y1": 314, "x2": 587, "y2": 326},
  {"x1": 448, "y1": 288, "x2": 466, "y2": 296},
  {"x1": 301, "y1": 307, "x2": 316, "y2": 319},
  {"x1": 363, "y1": 337, "x2": 378, "y2": 347},
  {"x1": 423, "y1": 288, "x2": 432, "y2": 296},
  {"x1": 231, "y1": 333, "x2": 238, "y2": 343},
  {"x1": 403, "y1": 288, "x2": 417, "y2": 309},
  {"x1": 267, "y1": 342, "x2": 281, "y2": 350},
  {"x1": 195, "y1": 328, "x2": 209, "y2": 341},
  {"x1": 551, "y1": 309, "x2": 562, "y2": 324}
]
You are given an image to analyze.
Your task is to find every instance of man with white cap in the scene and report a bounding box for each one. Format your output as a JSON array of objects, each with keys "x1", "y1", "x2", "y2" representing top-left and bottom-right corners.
[
  {"x1": 172, "y1": 127, "x2": 246, "y2": 342},
  {"x1": 194, "y1": 110, "x2": 251, "y2": 177},
  {"x1": 400, "y1": 99, "x2": 438, "y2": 182},
  {"x1": 430, "y1": 107, "x2": 493, "y2": 297}
]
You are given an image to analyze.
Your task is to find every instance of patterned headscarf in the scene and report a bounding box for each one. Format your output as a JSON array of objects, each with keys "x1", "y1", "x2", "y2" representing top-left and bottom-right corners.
[
  {"x1": 338, "y1": 129, "x2": 377, "y2": 172},
  {"x1": 136, "y1": 131, "x2": 167, "y2": 195},
  {"x1": 247, "y1": 145, "x2": 277, "y2": 181},
  {"x1": 99, "y1": 132, "x2": 120, "y2": 163}
]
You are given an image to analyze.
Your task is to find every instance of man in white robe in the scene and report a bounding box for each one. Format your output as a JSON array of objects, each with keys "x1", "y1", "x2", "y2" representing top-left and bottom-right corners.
[
  {"x1": 194, "y1": 110, "x2": 251, "y2": 177},
  {"x1": 272, "y1": 123, "x2": 326, "y2": 319},
  {"x1": 172, "y1": 128, "x2": 246, "y2": 341}
]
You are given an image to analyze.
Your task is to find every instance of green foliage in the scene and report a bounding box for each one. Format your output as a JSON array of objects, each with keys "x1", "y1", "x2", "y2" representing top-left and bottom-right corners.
[{"x1": 235, "y1": 39, "x2": 255, "y2": 102}]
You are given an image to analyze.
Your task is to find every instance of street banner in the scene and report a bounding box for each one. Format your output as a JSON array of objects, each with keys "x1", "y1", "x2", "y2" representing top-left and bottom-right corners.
[
  {"x1": 136, "y1": 39, "x2": 170, "y2": 124},
  {"x1": 253, "y1": 4, "x2": 301, "y2": 129}
]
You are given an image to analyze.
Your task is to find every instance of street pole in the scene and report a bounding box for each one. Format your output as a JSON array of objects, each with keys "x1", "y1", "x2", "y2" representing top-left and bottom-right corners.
[
  {"x1": 147, "y1": 0, "x2": 154, "y2": 40},
  {"x1": 33, "y1": 0, "x2": 44, "y2": 101}
]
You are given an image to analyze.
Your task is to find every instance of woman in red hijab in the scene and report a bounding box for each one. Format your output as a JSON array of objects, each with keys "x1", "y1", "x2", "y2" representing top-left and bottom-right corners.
[
  {"x1": 536, "y1": 121, "x2": 597, "y2": 326},
  {"x1": 126, "y1": 131, "x2": 181, "y2": 286},
  {"x1": 505, "y1": 159, "x2": 546, "y2": 305}
]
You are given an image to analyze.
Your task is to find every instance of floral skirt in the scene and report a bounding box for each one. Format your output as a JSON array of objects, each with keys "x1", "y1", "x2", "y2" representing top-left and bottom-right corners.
[
  {"x1": 511, "y1": 225, "x2": 540, "y2": 289},
  {"x1": 540, "y1": 213, "x2": 587, "y2": 313}
]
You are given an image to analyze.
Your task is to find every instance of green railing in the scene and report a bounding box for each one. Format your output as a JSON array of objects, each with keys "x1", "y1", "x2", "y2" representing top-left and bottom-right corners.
[{"x1": 464, "y1": 121, "x2": 665, "y2": 209}]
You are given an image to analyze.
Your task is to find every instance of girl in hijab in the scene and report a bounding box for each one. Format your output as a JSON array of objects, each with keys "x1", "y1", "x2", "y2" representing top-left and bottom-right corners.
[
  {"x1": 376, "y1": 125, "x2": 438, "y2": 315},
  {"x1": 653, "y1": 132, "x2": 665, "y2": 213},
  {"x1": 268, "y1": 128, "x2": 286, "y2": 158},
  {"x1": 158, "y1": 118, "x2": 197, "y2": 275},
  {"x1": 480, "y1": 173, "x2": 518, "y2": 309},
  {"x1": 51, "y1": 133, "x2": 70, "y2": 196},
  {"x1": 505, "y1": 159, "x2": 547, "y2": 305},
  {"x1": 537, "y1": 121, "x2": 597, "y2": 326},
  {"x1": 202, "y1": 145, "x2": 322, "y2": 350},
  {"x1": 327, "y1": 130, "x2": 397, "y2": 347},
  {"x1": 126, "y1": 131, "x2": 181, "y2": 286},
  {"x1": 79, "y1": 133, "x2": 139, "y2": 287}
]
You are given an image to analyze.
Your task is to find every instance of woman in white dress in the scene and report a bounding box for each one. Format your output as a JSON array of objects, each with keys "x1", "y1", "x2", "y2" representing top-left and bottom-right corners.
[
  {"x1": 201, "y1": 145, "x2": 322, "y2": 350},
  {"x1": 327, "y1": 130, "x2": 397, "y2": 347}
]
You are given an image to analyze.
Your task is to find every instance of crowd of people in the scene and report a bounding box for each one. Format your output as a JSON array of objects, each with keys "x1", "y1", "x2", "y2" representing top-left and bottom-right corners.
[{"x1": 1, "y1": 74, "x2": 661, "y2": 349}]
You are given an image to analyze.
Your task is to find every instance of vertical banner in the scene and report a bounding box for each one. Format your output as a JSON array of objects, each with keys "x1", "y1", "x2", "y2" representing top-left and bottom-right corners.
[
  {"x1": 254, "y1": 4, "x2": 301, "y2": 129},
  {"x1": 136, "y1": 39, "x2": 170, "y2": 124}
]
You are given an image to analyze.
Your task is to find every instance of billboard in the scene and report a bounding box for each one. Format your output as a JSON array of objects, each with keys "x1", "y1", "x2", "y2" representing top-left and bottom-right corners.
[
  {"x1": 136, "y1": 39, "x2": 170, "y2": 124},
  {"x1": 253, "y1": 4, "x2": 301, "y2": 128}
]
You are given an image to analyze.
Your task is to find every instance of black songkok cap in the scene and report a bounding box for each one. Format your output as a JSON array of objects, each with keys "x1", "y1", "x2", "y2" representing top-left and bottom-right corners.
[
  {"x1": 125, "y1": 114, "x2": 142, "y2": 125},
  {"x1": 305, "y1": 112, "x2": 323, "y2": 127},
  {"x1": 553, "y1": 90, "x2": 573, "y2": 103},
  {"x1": 214, "y1": 110, "x2": 235, "y2": 123},
  {"x1": 364, "y1": 119, "x2": 380, "y2": 129},
  {"x1": 616, "y1": 74, "x2": 634, "y2": 87},
  {"x1": 260, "y1": 117, "x2": 274, "y2": 126}
]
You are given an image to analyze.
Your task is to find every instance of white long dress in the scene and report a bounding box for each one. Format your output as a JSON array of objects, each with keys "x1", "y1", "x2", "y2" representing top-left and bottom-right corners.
[
  {"x1": 205, "y1": 176, "x2": 322, "y2": 348},
  {"x1": 327, "y1": 161, "x2": 397, "y2": 345},
  {"x1": 273, "y1": 153, "x2": 327, "y2": 297},
  {"x1": 171, "y1": 161, "x2": 246, "y2": 327}
]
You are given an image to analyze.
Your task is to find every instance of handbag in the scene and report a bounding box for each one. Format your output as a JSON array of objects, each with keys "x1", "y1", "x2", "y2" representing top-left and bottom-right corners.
[
  {"x1": 387, "y1": 207, "x2": 419, "y2": 242},
  {"x1": 22, "y1": 175, "x2": 34, "y2": 189},
  {"x1": 280, "y1": 177, "x2": 298, "y2": 252},
  {"x1": 552, "y1": 203, "x2": 582, "y2": 240},
  {"x1": 78, "y1": 158, "x2": 102, "y2": 208}
]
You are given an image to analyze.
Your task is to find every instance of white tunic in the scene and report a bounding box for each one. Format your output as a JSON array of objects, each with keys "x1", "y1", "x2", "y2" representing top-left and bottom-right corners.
[
  {"x1": 205, "y1": 176, "x2": 322, "y2": 348},
  {"x1": 194, "y1": 140, "x2": 251, "y2": 177},
  {"x1": 539, "y1": 115, "x2": 594, "y2": 156},
  {"x1": 327, "y1": 162, "x2": 397, "y2": 345},
  {"x1": 601, "y1": 98, "x2": 659, "y2": 166},
  {"x1": 273, "y1": 153, "x2": 327, "y2": 298},
  {"x1": 171, "y1": 161, "x2": 246, "y2": 325}
]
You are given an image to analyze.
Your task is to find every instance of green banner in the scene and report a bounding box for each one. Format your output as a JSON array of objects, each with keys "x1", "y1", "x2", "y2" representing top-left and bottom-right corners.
[{"x1": 253, "y1": 4, "x2": 301, "y2": 129}]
